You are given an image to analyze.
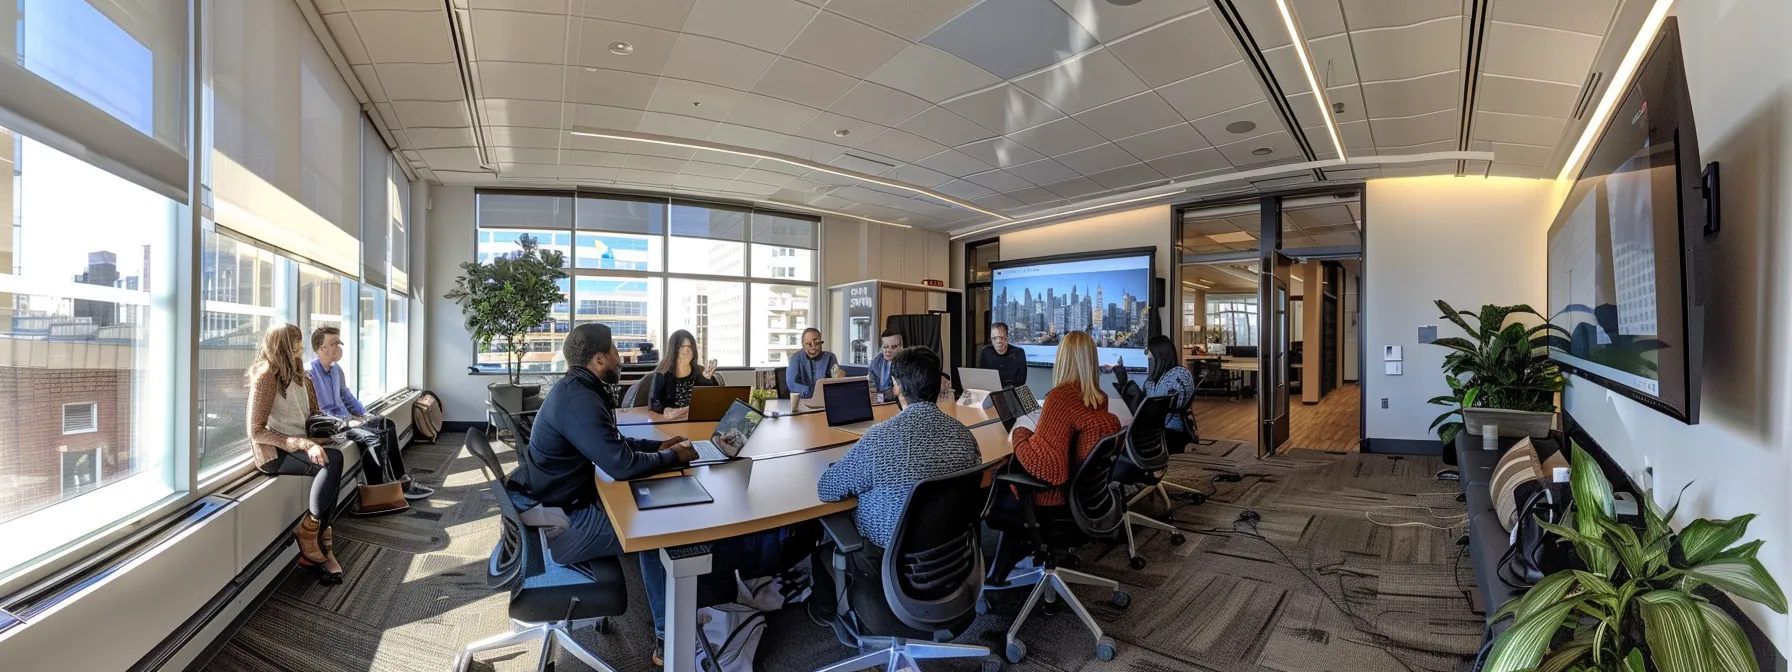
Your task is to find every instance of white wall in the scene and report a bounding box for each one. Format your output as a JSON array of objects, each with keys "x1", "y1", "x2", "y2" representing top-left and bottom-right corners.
[
  {"x1": 1564, "y1": 2, "x2": 1792, "y2": 650},
  {"x1": 423, "y1": 186, "x2": 487, "y2": 422},
  {"x1": 819, "y1": 216, "x2": 950, "y2": 287},
  {"x1": 1362, "y1": 176, "x2": 1555, "y2": 442}
]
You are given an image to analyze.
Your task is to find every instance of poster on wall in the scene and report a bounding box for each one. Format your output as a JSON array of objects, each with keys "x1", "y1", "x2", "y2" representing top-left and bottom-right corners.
[{"x1": 843, "y1": 281, "x2": 875, "y2": 365}]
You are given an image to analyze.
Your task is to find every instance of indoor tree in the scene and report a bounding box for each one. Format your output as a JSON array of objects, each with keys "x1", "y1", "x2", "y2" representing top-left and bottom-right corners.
[{"x1": 445, "y1": 234, "x2": 567, "y2": 385}]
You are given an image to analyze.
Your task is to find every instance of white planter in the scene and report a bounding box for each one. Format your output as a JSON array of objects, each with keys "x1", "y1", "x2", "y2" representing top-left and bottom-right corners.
[{"x1": 1462, "y1": 407, "x2": 1555, "y2": 439}]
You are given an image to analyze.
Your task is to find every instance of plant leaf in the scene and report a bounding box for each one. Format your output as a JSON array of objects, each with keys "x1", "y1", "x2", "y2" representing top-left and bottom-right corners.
[
  {"x1": 1697, "y1": 600, "x2": 1760, "y2": 672},
  {"x1": 1536, "y1": 641, "x2": 1593, "y2": 672},
  {"x1": 1715, "y1": 539, "x2": 1765, "y2": 561},
  {"x1": 1484, "y1": 599, "x2": 1579, "y2": 672},
  {"x1": 1679, "y1": 514, "x2": 1757, "y2": 566},
  {"x1": 1569, "y1": 444, "x2": 1614, "y2": 535},
  {"x1": 1683, "y1": 557, "x2": 1789, "y2": 614},
  {"x1": 1516, "y1": 571, "x2": 1582, "y2": 622},
  {"x1": 1623, "y1": 648, "x2": 1646, "y2": 672},
  {"x1": 1637, "y1": 590, "x2": 1714, "y2": 672}
]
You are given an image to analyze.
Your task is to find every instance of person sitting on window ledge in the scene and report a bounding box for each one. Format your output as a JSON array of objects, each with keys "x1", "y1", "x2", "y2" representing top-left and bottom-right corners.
[
  {"x1": 308, "y1": 326, "x2": 433, "y2": 501},
  {"x1": 248, "y1": 324, "x2": 345, "y2": 586},
  {"x1": 645, "y1": 329, "x2": 718, "y2": 420}
]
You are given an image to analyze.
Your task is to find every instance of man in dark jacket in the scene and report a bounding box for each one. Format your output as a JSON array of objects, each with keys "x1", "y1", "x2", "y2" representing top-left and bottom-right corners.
[{"x1": 977, "y1": 322, "x2": 1029, "y2": 389}]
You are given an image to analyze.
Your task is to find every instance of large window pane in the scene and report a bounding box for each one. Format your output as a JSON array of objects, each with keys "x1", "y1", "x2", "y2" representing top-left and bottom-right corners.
[
  {"x1": 577, "y1": 232, "x2": 659, "y2": 271},
  {"x1": 358, "y1": 285, "x2": 385, "y2": 402},
  {"x1": 478, "y1": 278, "x2": 569, "y2": 374},
  {"x1": 386, "y1": 295, "x2": 408, "y2": 393},
  {"x1": 479, "y1": 192, "x2": 572, "y2": 229},
  {"x1": 574, "y1": 277, "x2": 663, "y2": 364},
  {"x1": 751, "y1": 245, "x2": 814, "y2": 281},
  {"x1": 297, "y1": 264, "x2": 345, "y2": 346},
  {"x1": 669, "y1": 237, "x2": 745, "y2": 276},
  {"x1": 7, "y1": 0, "x2": 187, "y2": 147},
  {"x1": 669, "y1": 280, "x2": 745, "y2": 367},
  {"x1": 198, "y1": 231, "x2": 286, "y2": 475},
  {"x1": 478, "y1": 229, "x2": 571, "y2": 266},
  {"x1": 0, "y1": 126, "x2": 176, "y2": 574},
  {"x1": 669, "y1": 202, "x2": 746, "y2": 240},
  {"x1": 751, "y1": 284, "x2": 812, "y2": 367}
]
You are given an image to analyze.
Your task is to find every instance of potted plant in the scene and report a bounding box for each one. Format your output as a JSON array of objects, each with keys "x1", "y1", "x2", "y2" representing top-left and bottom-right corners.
[
  {"x1": 445, "y1": 234, "x2": 568, "y2": 390},
  {"x1": 1483, "y1": 447, "x2": 1785, "y2": 672},
  {"x1": 1427, "y1": 301, "x2": 1567, "y2": 443}
]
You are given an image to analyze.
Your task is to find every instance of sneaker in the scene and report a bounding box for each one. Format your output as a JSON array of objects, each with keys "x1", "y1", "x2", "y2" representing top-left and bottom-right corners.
[{"x1": 403, "y1": 482, "x2": 435, "y2": 501}]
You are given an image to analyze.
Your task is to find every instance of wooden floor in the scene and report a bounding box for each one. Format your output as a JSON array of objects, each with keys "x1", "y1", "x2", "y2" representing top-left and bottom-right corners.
[{"x1": 1190, "y1": 383, "x2": 1362, "y2": 452}]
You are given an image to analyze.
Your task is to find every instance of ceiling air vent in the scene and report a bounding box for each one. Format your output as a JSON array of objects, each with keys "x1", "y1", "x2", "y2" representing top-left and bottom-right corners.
[
  {"x1": 829, "y1": 153, "x2": 898, "y2": 176},
  {"x1": 1573, "y1": 71, "x2": 1604, "y2": 120}
]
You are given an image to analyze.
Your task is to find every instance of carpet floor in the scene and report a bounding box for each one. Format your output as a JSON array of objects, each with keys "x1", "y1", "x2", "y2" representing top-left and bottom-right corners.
[{"x1": 208, "y1": 433, "x2": 1483, "y2": 672}]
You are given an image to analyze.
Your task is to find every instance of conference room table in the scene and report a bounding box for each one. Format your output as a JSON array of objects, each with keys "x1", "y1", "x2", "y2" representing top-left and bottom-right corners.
[
  {"x1": 598, "y1": 392, "x2": 1132, "y2": 671},
  {"x1": 614, "y1": 395, "x2": 1004, "y2": 426}
]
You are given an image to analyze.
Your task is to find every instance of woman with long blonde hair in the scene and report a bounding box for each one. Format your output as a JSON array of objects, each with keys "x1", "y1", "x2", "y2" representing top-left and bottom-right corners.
[
  {"x1": 985, "y1": 330, "x2": 1121, "y2": 585},
  {"x1": 247, "y1": 323, "x2": 345, "y2": 585}
]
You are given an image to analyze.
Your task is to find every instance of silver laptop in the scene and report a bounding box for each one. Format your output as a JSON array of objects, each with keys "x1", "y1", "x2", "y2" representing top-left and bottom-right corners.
[
  {"x1": 689, "y1": 401, "x2": 764, "y2": 465},
  {"x1": 958, "y1": 367, "x2": 1004, "y2": 393}
]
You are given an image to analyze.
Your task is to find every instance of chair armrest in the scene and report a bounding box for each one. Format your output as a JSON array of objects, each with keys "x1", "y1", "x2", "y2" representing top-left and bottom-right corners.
[
  {"x1": 995, "y1": 472, "x2": 1050, "y2": 491},
  {"x1": 819, "y1": 512, "x2": 864, "y2": 553}
]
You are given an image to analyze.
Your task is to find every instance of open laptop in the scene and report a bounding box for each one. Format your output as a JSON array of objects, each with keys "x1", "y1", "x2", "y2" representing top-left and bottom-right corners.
[
  {"x1": 688, "y1": 385, "x2": 751, "y2": 422},
  {"x1": 958, "y1": 367, "x2": 1004, "y2": 393},
  {"x1": 687, "y1": 400, "x2": 764, "y2": 465},
  {"x1": 821, "y1": 377, "x2": 877, "y2": 434}
]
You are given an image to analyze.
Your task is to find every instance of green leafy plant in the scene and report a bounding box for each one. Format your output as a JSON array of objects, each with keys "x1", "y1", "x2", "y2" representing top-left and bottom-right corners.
[
  {"x1": 1426, "y1": 301, "x2": 1568, "y2": 445},
  {"x1": 445, "y1": 234, "x2": 567, "y2": 385},
  {"x1": 1483, "y1": 447, "x2": 1786, "y2": 672}
]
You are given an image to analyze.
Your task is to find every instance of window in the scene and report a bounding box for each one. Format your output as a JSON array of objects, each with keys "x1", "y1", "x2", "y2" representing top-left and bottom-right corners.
[
  {"x1": 357, "y1": 284, "x2": 386, "y2": 402},
  {"x1": 751, "y1": 284, "x2": 812, "y2": 367},
  {"x1": 670, "y1": 279, "x2": 745, "y2": 367},
  {"x1": 9, "y1": 0, "x2": 188, "y2": 148},
  {"x1": 60, "y1": 448, "x2": 102, "y2": 496},
  {"x1": 386, "y1": 294, "x2": 408, "y2": 393},
  {"x1": 198, "y1": 230, "x2": 290, "y2": 474},
  {"x1": 1206, "y1": 294, "x2": 1259, "y2": 347},
  {"x1": 298, "y1": 263, "x2": 347, "y2": 342},
  {"x1": 62, "y1": 404, "x2": 99, "y2": 435}
]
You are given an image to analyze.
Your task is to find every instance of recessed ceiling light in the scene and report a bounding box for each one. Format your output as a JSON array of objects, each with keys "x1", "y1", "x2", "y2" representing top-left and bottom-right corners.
[
  {"x1": 1226, "y1": 121, "x2": 1257, "y2": 134},
  {"x1": 609, "y1": 41, "x2": 634, "y2": 56},
  {"x1": 691, "y1": 101, "x2": 703, "y2": 107},
  {"x1": 1251, "y1": 147, "x2": 1273, "y2": 156},
  {"x1": 833, "y1": 129, "x2": 850, "y2": 137}
]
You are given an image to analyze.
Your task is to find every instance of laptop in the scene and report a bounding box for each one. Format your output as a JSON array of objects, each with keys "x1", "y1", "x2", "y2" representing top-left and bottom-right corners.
[
  {"x1": 688, "y1": 400, "x2": 764, "y2": 465},
  {"x1": 958, "y1": 367, "x2": 1004, "y2": 393},
  {"x1": 688, "y1": 385, "x2": 751, "y2": 422},
  {"x1": 821, "y1": 377, "x2": 877, "y2": 434}
]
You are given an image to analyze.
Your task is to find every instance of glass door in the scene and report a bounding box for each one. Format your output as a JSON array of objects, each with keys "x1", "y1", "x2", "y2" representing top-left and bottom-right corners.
[{"x1": 1258, "y1": 252, "x2": 1293, "y2": 456}]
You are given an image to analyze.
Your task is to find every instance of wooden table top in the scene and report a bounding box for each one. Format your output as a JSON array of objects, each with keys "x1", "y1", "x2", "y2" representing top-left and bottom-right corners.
[{"x1": 617, "y1": 397, "x2": 999, "y2": 428}]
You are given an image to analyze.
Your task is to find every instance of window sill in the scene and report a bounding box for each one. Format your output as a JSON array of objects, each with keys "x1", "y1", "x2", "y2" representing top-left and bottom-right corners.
[{"x1": 0, "y1": 472, "x2": 183, "y2": 595}]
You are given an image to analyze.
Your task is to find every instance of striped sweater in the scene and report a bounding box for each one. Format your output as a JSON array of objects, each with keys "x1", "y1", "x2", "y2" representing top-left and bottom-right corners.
[{"x1": 1009, "y1": 383, "x2": 1122, "y2": 506}]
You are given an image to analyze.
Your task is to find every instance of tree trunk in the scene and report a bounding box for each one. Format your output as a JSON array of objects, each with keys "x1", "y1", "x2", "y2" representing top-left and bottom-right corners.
[{"x1": 507, "y1": 335, "x2": 522, "y2": 386}]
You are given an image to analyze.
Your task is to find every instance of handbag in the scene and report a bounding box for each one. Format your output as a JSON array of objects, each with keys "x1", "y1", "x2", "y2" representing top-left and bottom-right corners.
[
  {"x1": 347, "y1": 423, "x2": 409, "y2": 516},
  {"x1": 1498, "y1": 480, "x2": 1571, "y2": 588}
]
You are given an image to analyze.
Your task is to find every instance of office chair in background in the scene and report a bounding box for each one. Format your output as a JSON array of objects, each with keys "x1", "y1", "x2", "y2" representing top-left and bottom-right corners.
[{"x1": 1111, "y1": 395, "x2": 1188, "y2": 569}]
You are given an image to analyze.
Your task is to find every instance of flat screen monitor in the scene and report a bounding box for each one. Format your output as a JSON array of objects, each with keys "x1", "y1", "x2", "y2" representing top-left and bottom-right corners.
[{"x1": 988, "y1": 247, "x2": 1156, "y2": 369}]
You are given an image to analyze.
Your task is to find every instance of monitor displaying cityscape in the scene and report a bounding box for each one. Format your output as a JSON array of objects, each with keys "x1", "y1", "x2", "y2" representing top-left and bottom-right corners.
[{"x1": 989, "y1": 249, "x2": 1154, "y2": 368}]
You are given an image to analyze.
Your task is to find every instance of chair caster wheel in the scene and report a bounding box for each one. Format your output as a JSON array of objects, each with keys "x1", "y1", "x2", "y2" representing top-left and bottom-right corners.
[
  {"x1": 1111, "y1": 591, "x2": 1131, "y2": 609},
  {"x1": 1006, "y1": 640, "x2": 1027, "y2": 664},
  {"x1": 982, "y1": 655, "x2": 1005, "y2": 672},
  {"x1": 976, "y1": 597, "x2": 991, "y2": 615},
  {"x1": 1095, "y1": 636, "x2": 1117, "y2": 661},
  {"x1": 1040, "y1": 600, "x2": 1060, "y2": 616},
  {"x1": 1170, "y1": 532, "x2": 1187, "y2": 546},
  {"x1": 1129, "y1": 556, "x2": 1146, "y2": 570},
  {"x1": 595, "y1": 617, "x2": 609, "y2": 634}
]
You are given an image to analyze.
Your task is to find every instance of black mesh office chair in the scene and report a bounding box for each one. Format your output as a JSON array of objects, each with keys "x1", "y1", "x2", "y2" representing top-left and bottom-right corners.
[
  {"x1": 814, "y1": 463, "x2": 1001, "y2": 672},
  {"x1": 982, "y1": 430, "x2": 1132, "y2": 664},
  {"x1": 457, "y1": 431, "x2": 627, "y2": 672},
  {"x1": 1112, "y1": 395, "x2": 1189, "y2": 569}
]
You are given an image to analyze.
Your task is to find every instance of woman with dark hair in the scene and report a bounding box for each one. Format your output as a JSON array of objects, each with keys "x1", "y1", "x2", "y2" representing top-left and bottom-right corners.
[
  {"x1": 1141, "y1": 335, "x2": 1196, "y2": 449},
  {"x1": 646, "y1": 329, "x2": 718, "y2": 419}
]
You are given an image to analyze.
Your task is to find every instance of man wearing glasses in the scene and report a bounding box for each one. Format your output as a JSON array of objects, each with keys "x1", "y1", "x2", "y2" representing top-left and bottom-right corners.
[{"x1": 785, "y1": 327, "x2": 842, "y2": 398}]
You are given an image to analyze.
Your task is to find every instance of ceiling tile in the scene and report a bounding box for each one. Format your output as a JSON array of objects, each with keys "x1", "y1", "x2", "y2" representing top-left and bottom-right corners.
[
  {"x1": 355, "y1": 10, "x2": 456, "y2": 63},
  {"x1": 1234, "y1": 0, "x2": 1346, "y2": 47},
  {"x1": 406, "y1": 126, "x2": 476, "y2": 149},
  {"x1": 1350, "y1": 17, "x2": 1463, "y2": 84},
  {"x1": 1006, "y1": 186, "x2": 1065, "y2": 206},
  {"x1": 1157, "y1": 61, "x2": 1265, "y2": 122},
  {"x1": 1473, "y1": 111, "x2": 1565, "y2": 146},
  {"x1": 1145, "y1": 147, "x2": 1228, "y2": 178},
  {"x1": 562, "y1": 149, "x2": 628, "y2": 167},
  {"x1": 793, "y1": 111, "x2": 888, "y2": 148},
  {"x1": 973, "y1": 193, "x2": 1027, "y2": 212},
  {"x1": 1055, "y1": 142, "x2": 1136, "y2": 175},
  {"x1": 782, "y1": 12, "x2": 908, "y2": 79},
  {"x1": 571, "y1": 67, "x2": 658, "y2": 108},
  {"x1": 706, "y1": 123, "x2": 787, "y2": 152},
  {"x1": 1489, "y1": 141, "x2": 1553, "y2": 167},
  {"x1": 498, "y1": 162, "x2": 559, "y2": 180},
  {"x1": 886, "y1": 164, "x2": 954, "y2": 188},
  {"x1": 1041, "y1": 176, "x2": 1106, "y2": 199},
  {"x1": 921, "y1": 0, "x2": 1096, "y2": 79},
  {"x1": 1189, "y1": 101, "x2": 1286, "y2": 146},
  {"x1": 489, "y1": 126, "x2": 563, "y2": 149},
  {"x1": 724, "y1": 93, "x2": 822, "y2": 135},
  {"x1": 615, "y1": 169, "x2": 678, "y2": 186},
  {"x1": 1360, "y1": 70, "x2": 1462, "y2": 119},
  {"x1": 681, "y1": 160, "x2": 750, "y2": 181},
  {"x1": 934, "y1": 179, "x2": 997, "y2": 201},
  {"x1": 828, "y1": 83, "x2": 931, "y2": 127},
  {"x1": 1115, "y1": 123, "x2": 1210, "y2": 162},
  {"x1": 316, "y1": 0, "x2": 346, "y2": 12},
  {"x1": 1339, "y1": 0, "x2": 1463, "y2": 31},
  {"x1": 637, "y1": 111, "x2": 720, "y2": 139},
  {"x1": 1216, "y1": 131, "x2": 1298, "y2": 167},
  {"x1": 725, "y1": 180, "x2": 784, "y2": 196},
  {"x1": 391, "y1": 100, "x2": 472, "y2": 128},
  {"x1": 1368, "y1": 109, "x2": 1457, "y2": 147},
  {"x1": 477, "y1": 61, "x2": 567, "y2": 102},
  {"x1": 735, "y1": 168, "x2": 798, "y2": 187},
  {"x1": 571, "y1": 18, "x2": 679, "y2": 75},
  {"x1": 569, "y1": 103, "x2": 647, "y2": 131},
  {"x1": 376, "y1": 63, "x2": 465, "y2": 100},
  {"x1": 1007, "y1": 159, "x2": 1080, "y2": 186},
  {"x1": 775, "y1": 137, "x2": 849, "y2": 165},
  {"x1": 963, "y1": 169, "x2": 1033, "y2": 192},
  {"x1": 824, "y1": 0, "x2": 979, "y2": 41},
  {"x1": 1073, "y1": 91, "x2": 1185, "y2": 142},
  {"x1": 856, "y1": 129, "x2": 949, "y2": 163},
  {"x1": 1014, "y1": 48, "x2": 1149, "y2": 117},
  {"x1": 1491, "y1": 0, "x2": 1617, "y2": 36},
  {"x1": 1331, "y1": 119, "x2": 1373, "y2": 150},
  {"x1": 897, "y1": 106, "x2": 997, "y2": 147},
  {"x1": 1482, "y1": 21, "x2": 1602, "y2": 86},
  {"x1": 646, "y1": 78, "x2": 744, "y2": 122},
  {"x1": 1475, "y1": 75, "x2": 1580, "y2": 119},
  {"x1": 351, "y1": 64, "x2": 388, "y2": 101},
  {"x1": 753, "y1": 58, "x2": 859, "y2": 110},
  {"x1": 322, "y1": 13, "x2": 369, "y2": 65},
  {"x1": 915, "y1": 149, "x2": 995, "y2": 177},
  {"x1": 1375, "y1": 138, "x2": 1457, "y2": 155},
  {"x1": 1053, "y1": 0, "x2": 1209, "y2": 42},
  {"x1": 683, "y1": 0, "x2": 818, "y2": 54},
  {"x1": 580, "y1": 0, "x2": 697, "y2": 32},
  {"x1": 625, "y1": 154, "x2": 689, "y2": 173},
  {"x1": 957, "y1": 137, "x2": 1047, "y2": 168},
  {"x1": 470, "y1": 9, "x2": 566, "y2": 63},
  {"x1": 1007, "y1": 118, "x2": 1105, "y2": 157},
  {"x1": 868, "y1": 44, "x2": 1002, "y2": 104},
  {"x1": 1108, "y1": 10, "x2": 1240, "y2": 88},
  {"x1": 561, "y1": 164, "x2": 622, "y2": 182},
  {"x1": 661, "y1": 34, "x2": 777, "y2": 90},
  {"x1": 1261, "y1": 34, "x2": 1358, "y2": 89},
  {"x1": 1087, "y1": 162, "x2": 1165, "y2": 190},
  {"x1": 942, "y1": 85, "x2": 1063, "y2": 135}
]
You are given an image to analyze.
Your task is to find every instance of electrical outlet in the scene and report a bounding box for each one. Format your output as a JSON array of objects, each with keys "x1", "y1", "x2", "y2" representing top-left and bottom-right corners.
[{"x1": 1380, "y1": 397, "x2": 1389, "y2": 409}]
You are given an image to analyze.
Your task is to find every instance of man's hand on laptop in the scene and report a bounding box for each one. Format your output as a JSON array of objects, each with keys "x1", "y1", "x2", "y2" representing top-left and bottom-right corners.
[
  {"x1": 662, "y1": 436, "x2": 698, "y2": 463},
  {"x1": 664, "y1": 406, "x2": 690, "y2": 421}
]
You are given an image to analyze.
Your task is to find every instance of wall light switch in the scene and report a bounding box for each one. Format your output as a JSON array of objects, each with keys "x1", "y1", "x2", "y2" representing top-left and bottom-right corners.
[
  {"x1": 1383, "y1": 345, "x2": 1403, "y2": 361},
  {"x1": 1384, "y1": 361, "x2": 1402, "y2": 375}
]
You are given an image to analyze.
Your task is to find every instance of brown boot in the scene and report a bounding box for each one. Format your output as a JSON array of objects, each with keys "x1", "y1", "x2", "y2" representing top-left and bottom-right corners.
[
  {"x1": 320, "y1": 525, "x2": 344, "y2": 576},
  {"x1": 296, "y1": 513, "x2": 327, "y2": 564}
]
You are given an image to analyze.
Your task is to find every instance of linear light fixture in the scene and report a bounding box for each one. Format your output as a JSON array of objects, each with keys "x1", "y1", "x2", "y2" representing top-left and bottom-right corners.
[
  {"x1": 1556, "y1": 0, "x2": 1674, "y2": 183},
  {"x1": 569, "y1": 127, "x2": 1011, "y2": 221},
  {"x1": 1274, "y1": 0, "x2": 1347, "y2": 162}
]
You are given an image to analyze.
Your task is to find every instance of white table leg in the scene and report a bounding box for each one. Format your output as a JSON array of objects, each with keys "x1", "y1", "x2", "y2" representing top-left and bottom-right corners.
[{"x1": 660, "y1": 546, "x2": 713, "y2": 672}]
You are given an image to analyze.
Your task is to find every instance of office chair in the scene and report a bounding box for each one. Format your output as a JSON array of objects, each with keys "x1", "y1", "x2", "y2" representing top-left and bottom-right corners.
[
  {"x1": 982, "y1": 430, "x2": 1132, "y2": 664},
  {"x1": 1112, "y1": 395, "x2": 1189, "y2": 569},
  {"x1": 457, "y1": 431, "x2": 627, "y2": 672},
  {"x1": 814, "y1": 463, "x2": 1001, "y2": 672},
  {"x1": 618, "y1": 379, "x2": 647, "y2": 409}
]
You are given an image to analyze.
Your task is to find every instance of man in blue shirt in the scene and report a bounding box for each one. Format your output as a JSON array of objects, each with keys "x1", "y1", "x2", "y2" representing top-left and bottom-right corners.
[
  {"x1": 785, "y1": 327, "x2": 840, "y2": 398},
  {"x1": 866, "y1": 329, "x2": 901, "y2": 401},
  {"x1": 309, "y1": 326, "x2": 432, "y2": 501}
]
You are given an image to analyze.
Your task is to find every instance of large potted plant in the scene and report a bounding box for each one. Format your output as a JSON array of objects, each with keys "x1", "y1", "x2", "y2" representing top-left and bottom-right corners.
[
  {"x1": 445, "y1": 234, "x2": 568, "y2": 389},
  {"x1": 1427, "y1": 301, "x2": 1567, "y2": 444},
  {"x1": 1483, "y1": 448, "x2": 1785, "y2": 672}
]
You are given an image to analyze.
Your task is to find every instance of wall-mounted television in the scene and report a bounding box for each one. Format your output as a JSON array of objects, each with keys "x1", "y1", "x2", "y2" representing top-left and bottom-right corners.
[
  {"x1": 1546, "y1": 19, "x2": 1707, "y2": 424},
  {"x1": 989, "y1": 247, "x2": 1156, "y2": 368}
]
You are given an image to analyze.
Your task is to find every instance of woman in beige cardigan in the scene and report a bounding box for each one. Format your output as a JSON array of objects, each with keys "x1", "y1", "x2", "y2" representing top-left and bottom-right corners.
[{"x1": 248, "y1": 324, "x2": 345, "y2": 585}]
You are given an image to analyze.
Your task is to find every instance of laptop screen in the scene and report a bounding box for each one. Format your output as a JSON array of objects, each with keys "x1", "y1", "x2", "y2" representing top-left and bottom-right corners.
[
  {"x1": 822, "y1": 378, "x2": 875, "y2": 427},
  {"x1": 710, "y1": 401, "x2": 764, "y2": 456}
]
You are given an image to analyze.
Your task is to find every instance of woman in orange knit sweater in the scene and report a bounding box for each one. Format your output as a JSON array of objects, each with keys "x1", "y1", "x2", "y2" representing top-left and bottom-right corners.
[{"x1": 986, "y1": 331, "x2": 1121, "y2": 585}]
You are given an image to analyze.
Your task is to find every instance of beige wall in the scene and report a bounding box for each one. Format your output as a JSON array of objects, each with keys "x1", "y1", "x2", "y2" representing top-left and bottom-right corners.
[{"x1": 820, "y1": 216, "x2": 950, "y2": 288}]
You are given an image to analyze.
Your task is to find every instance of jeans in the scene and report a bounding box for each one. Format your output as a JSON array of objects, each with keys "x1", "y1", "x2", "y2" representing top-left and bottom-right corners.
[
  {"x1": 639, "y1": 523, "x2": 817, "y2": 637},
  {"x1": 259, "y1": 446, "x2": 345, "y2": 528}
]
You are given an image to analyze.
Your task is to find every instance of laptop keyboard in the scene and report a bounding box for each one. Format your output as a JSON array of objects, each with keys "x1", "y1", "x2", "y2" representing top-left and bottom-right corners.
[{"x1": 692, "y1": 440, "x2": 728, "y2": 462}]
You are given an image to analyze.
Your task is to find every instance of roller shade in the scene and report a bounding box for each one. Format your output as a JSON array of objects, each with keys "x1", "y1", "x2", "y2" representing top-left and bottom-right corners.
[{"x1": 360, "y1": 117, "x2": 388, "y2": 288}]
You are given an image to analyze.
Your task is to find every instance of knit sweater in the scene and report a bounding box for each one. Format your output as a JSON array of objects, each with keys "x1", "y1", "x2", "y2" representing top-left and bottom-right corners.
[
  {"x1": 248, "y1": 369, "x2": 322, "y2": 465},
  {"x1": 1009, "y1": 382, "x2": 1121, "y2": 506}
]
